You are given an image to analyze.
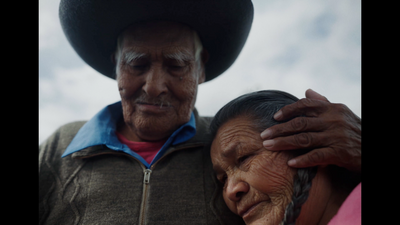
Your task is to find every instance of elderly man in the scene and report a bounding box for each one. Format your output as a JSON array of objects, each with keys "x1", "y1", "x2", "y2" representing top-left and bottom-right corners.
[{"x1": 39, "y1": 0, "x2": 361, "y2": 224}]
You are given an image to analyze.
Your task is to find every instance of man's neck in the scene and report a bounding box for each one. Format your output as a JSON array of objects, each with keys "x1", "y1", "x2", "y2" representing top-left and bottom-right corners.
[{"x1": 117, "y1": 120, "x2": 172, "y2": 142}]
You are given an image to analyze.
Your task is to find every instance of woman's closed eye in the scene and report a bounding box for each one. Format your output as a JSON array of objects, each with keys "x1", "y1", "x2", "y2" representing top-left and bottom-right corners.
[
  {"x1": 238, "y1": 154, "x2": 252, "y2": 165},
  {"x1": 237, "y1": 154, "x2": 255, "y2": 172}
]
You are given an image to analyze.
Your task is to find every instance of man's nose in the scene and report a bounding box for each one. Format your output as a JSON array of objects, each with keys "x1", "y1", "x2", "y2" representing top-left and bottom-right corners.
[
  {"x1": 142, "y1": 66, "x2": 168, "y2": 97},
  {"x1": 225, "y1": 176, "x2": 249, "y2": 202}
]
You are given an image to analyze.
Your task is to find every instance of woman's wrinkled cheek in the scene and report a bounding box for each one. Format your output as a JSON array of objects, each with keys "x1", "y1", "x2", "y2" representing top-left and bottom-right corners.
[
  {"x1": 242, "y1": 153, "x2": 295, "y2": 225},
  {"x1": 249, "y1": 153, "x2": 295, "y2": 202}
]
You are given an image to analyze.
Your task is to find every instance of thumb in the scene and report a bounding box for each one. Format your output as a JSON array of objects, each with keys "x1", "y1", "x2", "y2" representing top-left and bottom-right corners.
[{"x1": 305, "y1": 89, "x2": 330, "y2": 102}]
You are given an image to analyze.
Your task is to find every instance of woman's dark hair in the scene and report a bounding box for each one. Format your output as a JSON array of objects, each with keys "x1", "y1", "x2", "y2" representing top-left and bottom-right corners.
[
  {"x1": 208, "y1": 90, "x2": 317, "y2": 225},
  {"x1": 209, "y1": 90, "x2": 299, "y2": 137}
]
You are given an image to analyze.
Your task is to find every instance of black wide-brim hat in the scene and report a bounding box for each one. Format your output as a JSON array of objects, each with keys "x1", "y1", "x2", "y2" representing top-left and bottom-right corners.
[{"x1": 59, "y1": 0, "x2": 254, "y2": 82}]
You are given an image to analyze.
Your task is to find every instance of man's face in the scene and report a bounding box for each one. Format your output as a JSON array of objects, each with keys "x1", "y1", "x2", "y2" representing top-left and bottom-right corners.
[
  {"x1": 211, "y1": 116, "x2": 296, "y2": 225},
  {"x1": 115, "y1": 21, "x2": 205, "y2": 142}
]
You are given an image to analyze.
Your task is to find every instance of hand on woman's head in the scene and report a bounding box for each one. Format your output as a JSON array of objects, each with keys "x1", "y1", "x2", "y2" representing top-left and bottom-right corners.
[{"x1": 209, "y1": 90, "x2": 352, "y2": 225}]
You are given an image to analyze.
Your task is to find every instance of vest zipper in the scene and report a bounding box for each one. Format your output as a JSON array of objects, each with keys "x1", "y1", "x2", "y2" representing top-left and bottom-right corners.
[
  {"x1": 75, "y1": 143, "x2": 204, "y2": 224},
  {"x1": 137, "y1": 143, "x2": 204, "y2": 224},
  {"x1": 143, "y1": 169, "x2": 152, "y2": 184},
  {"x1": 139, "y1": 168, "x2": 152, "y2": 225}
]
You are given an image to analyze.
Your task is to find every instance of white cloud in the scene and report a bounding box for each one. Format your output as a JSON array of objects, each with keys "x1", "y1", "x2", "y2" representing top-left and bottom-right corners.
[
  {"x1": 39, "y1": 66, "x2": 120, "y2": 144},
  {"x1": 39, "y1": 0, "x2": 63, "y2": 50},
  {"x1": 197, "y1": 0, "x2": 361, "y2": 118}
]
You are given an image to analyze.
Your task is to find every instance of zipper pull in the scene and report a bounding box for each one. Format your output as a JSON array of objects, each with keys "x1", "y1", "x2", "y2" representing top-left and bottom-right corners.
[{"x1": 143, "y1": 169, "x2": 152, "y2": 184}]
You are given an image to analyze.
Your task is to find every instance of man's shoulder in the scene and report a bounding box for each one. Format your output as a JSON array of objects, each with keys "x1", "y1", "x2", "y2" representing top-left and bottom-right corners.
[
  {"x1": 39, "y1": 121, "x2": 90, "y2": 211},
  {"x1": 188, "y1": 114, "x2": 214, "y2": 144},
  {"x1": 39, "y1": 121, "x2": 88, "y2": 158},
  {"x1": 195, "y1": 113, "x2": 213, "y2": 129},
  {"x1": 67, "y1": 120, "x2": 87, "y2": 129},
  {"x1": 49, "y1": 121, "x2": 88, "y2": 142},
  {"x1": 197, "y1": 115, "x2": 213, "y2": 126},
  {"x1": 58, "y1": 121, "x2": 88, "y2": 133}
]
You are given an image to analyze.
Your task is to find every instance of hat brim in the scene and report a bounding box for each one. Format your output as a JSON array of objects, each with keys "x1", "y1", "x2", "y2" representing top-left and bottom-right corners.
[{"x1": 59, "y1": 0, "x2": 253, "y2": 82}]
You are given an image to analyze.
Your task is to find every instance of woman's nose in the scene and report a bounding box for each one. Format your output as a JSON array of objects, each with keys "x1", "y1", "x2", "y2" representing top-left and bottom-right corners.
[
  {"x1": 142, "y1": 66, "x2": 168, "y2": 97},
  {"x1": 225, "y1": 177, "x2": 249, "y2": 202}
]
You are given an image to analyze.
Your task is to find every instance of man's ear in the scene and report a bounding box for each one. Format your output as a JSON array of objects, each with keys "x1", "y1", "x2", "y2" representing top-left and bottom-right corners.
[
  {"x1": 111, "y1": 52, "x2": 120, "y2": 79},
  {"x1": 198, "y1": 70, "x2": 206, "y2": 84},
  {"x1": 198, "y1": 49, "x2": 209, "y2": 84},
  {"x1": 201, "y1": 49, "x2": 209, "y2": 65},
  {"x1": 111, "y1": 52, "x2": 117, "y2": 65}
]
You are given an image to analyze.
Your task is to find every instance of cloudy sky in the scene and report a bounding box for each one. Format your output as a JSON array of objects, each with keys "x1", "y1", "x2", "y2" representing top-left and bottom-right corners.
[{"x1": 39, "y1": 0, "x2": 361, "y2": 145}]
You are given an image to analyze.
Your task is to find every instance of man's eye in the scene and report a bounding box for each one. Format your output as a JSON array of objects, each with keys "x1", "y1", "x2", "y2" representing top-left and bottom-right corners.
[
  {"x1": 131, "y1": 65, "x2": 147, "y2": 70},
  {"x1": 169, "y1": 65, "x2": 185, "y2": 71}
]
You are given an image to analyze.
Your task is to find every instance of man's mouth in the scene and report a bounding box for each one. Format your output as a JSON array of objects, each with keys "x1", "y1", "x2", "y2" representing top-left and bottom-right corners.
[
  {"x1": 136, "y1": 101, "x2": 172, "y2": 113},
  {"x1": 137, "y1": 101, "x2": 171, "y2": 108}
]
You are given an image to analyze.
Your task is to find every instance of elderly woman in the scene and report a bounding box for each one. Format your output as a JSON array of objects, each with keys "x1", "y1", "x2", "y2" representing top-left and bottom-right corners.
[{"x1": 209, "y1": 90, "x2": 361, "y2": 225}]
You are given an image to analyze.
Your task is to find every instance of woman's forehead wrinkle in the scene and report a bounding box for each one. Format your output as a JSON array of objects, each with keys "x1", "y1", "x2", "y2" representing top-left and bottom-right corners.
[
  {"x1": 217, "y1": 128, "x2": 240, "y2": 157},
  {"x1": 221, "y1": 125, "x2": 259, "y2": 145},
  {"x1": 213, "y1": 116, "x2": 265, "y2": 165},
  {"x1": 217, "y1": 121, "x2": 253, "y2": 155}
]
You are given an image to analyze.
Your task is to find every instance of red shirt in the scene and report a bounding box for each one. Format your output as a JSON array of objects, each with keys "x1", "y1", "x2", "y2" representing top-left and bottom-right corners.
[{"x1": 116, "y1": 131, "x2": 166, "y2": 165}]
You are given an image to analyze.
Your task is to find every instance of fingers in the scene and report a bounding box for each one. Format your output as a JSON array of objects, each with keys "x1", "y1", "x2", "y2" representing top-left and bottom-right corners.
[
  {"x1": 261, "y1": 89, "x2": 361, "y2": 172},
  {"x1": 273, "y1": 97, "x2": 330, "y2": 121},
  {"x1": 261, "y1": 117, "x2": 326, "y2": 140},
  {"x1": 287, "y1": 147, "x2": 335, "y2": 168},
  {"x1": 262, "y1": 131, "x2": 330, "y2": 151},
  {"x1": 274, "y1": 89, "x2": 329, "y2": 121},
  {"x1": 287, "y1": 147, "x2": 361, "y2": 172},
  {"x1": 305, "y1": 89, "x2": 330, "y2": 102}
]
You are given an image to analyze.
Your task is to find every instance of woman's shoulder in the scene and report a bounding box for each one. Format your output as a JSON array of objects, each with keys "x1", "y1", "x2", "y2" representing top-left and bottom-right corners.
[{"x1": 327, "y1": 182, "x2": 361, "y2": 225}]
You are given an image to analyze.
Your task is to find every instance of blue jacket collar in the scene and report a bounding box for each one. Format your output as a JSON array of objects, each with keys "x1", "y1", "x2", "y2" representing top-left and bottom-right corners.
[{"x1": 61, "y1": 101, "x2": 196, "y2": 168}]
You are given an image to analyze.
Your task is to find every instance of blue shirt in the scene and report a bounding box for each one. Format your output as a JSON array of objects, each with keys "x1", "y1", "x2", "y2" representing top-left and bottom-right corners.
[{"x1": 62, "y1": 101, "x2": 197, "y2": 168}]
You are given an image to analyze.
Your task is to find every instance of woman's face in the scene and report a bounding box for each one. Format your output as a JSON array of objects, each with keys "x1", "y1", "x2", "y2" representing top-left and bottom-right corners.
[{"x1": 211, "y1": 116, "x2": 297, "y2": 225}]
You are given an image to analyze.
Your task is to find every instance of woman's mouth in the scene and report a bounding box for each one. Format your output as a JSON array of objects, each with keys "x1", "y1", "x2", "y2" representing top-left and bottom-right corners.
[{"x1": 239, "y1": 201, "x2": 267, "y2": 220}]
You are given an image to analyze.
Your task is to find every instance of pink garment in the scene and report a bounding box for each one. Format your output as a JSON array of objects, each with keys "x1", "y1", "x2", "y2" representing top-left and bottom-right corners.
[
  {"x1": 116, "y1": 131, "x2": 166, "y2": 165},
  {"x1": 328, "y1": 182, "x2": 361, "y2": 225}
]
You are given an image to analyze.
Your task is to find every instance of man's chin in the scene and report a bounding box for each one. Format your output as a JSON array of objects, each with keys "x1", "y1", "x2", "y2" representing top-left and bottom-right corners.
[
  {"x1": 132, "y1": 117, "x2": 178, "y2": 141},
  {"x1": 122, "y1": 108, "x2": 192, "y2": 142}
]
